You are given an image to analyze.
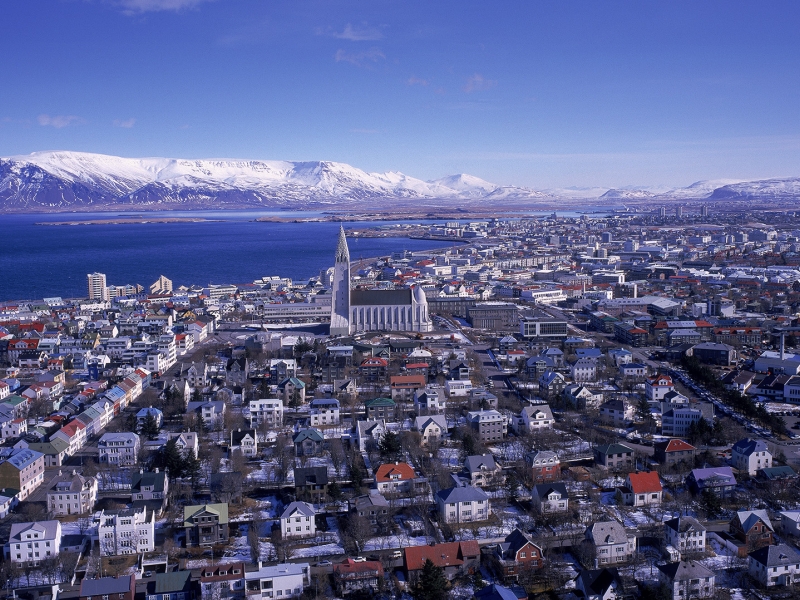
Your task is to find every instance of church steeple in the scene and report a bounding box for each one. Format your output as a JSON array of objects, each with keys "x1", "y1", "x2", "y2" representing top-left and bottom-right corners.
[
  {"x1": 335, "y1": 225, "x2": 350, "y2": 263},
  {"x1": 330, "y1": 225, "x2": 352, "y2": 336}
]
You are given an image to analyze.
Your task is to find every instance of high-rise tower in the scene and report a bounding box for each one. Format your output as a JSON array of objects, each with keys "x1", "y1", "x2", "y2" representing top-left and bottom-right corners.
[
  {"x1": 330, "y1": 226, "x2": 351, "y2": 336},
  {"x1": 87, "y1": 272, "x2": 108, "y2": 301}
]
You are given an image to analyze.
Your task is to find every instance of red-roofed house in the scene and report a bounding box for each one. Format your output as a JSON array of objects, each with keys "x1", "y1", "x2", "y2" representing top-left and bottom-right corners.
[
  {"x1": 199, "y1": 561, "x2": 246, "y2": 598},
  {"x1": 403, "y1": 541, "x2": 480, "y2": 581},
  {"x1": 50, "y1": 420, "x2": 87, "y2": 456},
  {"x1": 390, "y1": 374, "x2": 427, "y2": 402},
  {"x1": 624, "y1": 471, "x2": 663, "y2": 506},
  {"x1": 654, "y1": 439, "x2": 697, "y2": 470},
  {"x1": 645, "y1": 374, "x2": 675, "y2": 401},
  {"x1": 333, "y1": 558, "x2": 384, "y2": 596},
  {"x1": 374, "y1": 462, "x2": 425, "y2": 495}
]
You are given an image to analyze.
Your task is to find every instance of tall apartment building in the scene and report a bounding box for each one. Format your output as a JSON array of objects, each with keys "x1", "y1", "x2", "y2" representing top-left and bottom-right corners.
[
  {"x1": 96, "y1": 505, "x2": 155, "y2": 556},
  {"x1": 87, "y1": 272, "x2": 108, "y2": 301}
]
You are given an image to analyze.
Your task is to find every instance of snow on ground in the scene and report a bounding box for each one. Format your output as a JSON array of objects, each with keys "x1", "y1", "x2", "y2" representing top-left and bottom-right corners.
[
  {"x1": 363, "y1": 535, "x2": 429, "y2": 551},
  {"x1": 437, "y1": 446, "x2": 462, "y2": 469}
]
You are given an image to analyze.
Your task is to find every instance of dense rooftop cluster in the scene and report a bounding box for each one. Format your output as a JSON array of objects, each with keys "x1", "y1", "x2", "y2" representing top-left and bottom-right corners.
[{"x1": 2, "y1": 206, "x2": 800, "y2": 599}]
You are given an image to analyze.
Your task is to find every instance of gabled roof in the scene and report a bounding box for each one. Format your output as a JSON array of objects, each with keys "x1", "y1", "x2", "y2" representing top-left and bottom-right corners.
[
  {"x1": 595, "y1": 443, "x2": 634, "y2": 456},
  {"x1": 749, "y1": 543, "x2": 800, "y2": 567},
  {"x1": 403, "y1": 540, "x2": 480, "y2": 571},
  {"x1": 732, "y1": 437, "x2": 769, "y2": 456},
  {"x1": 333, "y1": 558, "x2": 383, "y2": 576},
  {"x1": 131, "y1": 469, "x2": 166, "y2": 493},
  {"x1": 532, "y1": 482, "x2": 568, "y2": 500},
  {"x1": 436, "y1": 484, "x2": 489, "y2": 503},
  {"x1": 664, "y1": 516, "x2": 705, "y2": 534},
  {"x1": 375, "y1": 462, "x2": 416, "y2": 482},
  {"x1": 688, "y1": 466, "x2": 736, "y2": 488},
  {"x1": 657, "y1": 560, "x2": 714, "y2": 582},
  {"x1": 414, "y1": 414, "x2": 447, "y2": 432},
  {"x1": 588, "y1": 521, "x2": 628, "y2": 545},
  {"x1": 183, "y1": 503, "x2": 228, "y2": 526},
  {"x1": 735, "y1": 509, "x2": 773, "y2": 533},
  {"x1": 464, "y1": 454, "x2": 497, "y2": 474},
  {"x1": 293, "y1": 428, "x2": 324, "y2": 444},
  {"x1": 627, "y1": 471, "x2": 662, "y2": 495},
  {"x1": 656, "y1": 439, "x2": 697, "y2": 453},
  {"x1": 280, "y1": 501, "x2": 315, "y2": 519},
  {"x1": 576, "y1": 568, "x2": 621, "y2": 597}
]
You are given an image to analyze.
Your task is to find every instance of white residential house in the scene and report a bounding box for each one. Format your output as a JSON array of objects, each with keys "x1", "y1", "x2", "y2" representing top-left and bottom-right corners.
[
  {"x1": 96, "y1": 505, "x2": 155, "y2": 556},
  {"x1": 4, "y1": 521, "x2": 61, "y2": 565},
  {"x1": 519, "y1": 404, "x2": 554, "y2": 433},
  {"x1": 413, "y1": 385, "x2": 447, "y2": 413},
  {"x1": 167, "y1": 431, "x2": 199, "y2": 458},
  {"x1": 731, "y1": 438, "x2": 772, "y2": 476},
  {"x1": 249, "y1": 398, "x2": 284, "y2": 428},
  {"x1": 531, "y1": 483, "x2": 569, "y2": 514},
  {"x1": 445, "y1": 379, "x2": 473, "y2": 397},
  {"x1": 309, "y1": 398, "x2": 340, "y2": 427},
  {"x1": 779, "y1": 511, "x2": 800, "y2": 537},
  {"x1": 46, "y1": 470, "x2": 98, "y2": 516},
  {"x1": 280, "y1": 501, "x2": 316, "y2": 539},
  {"x1": 354, "y1": 420, "x2": 386, "y2": 452},
  {"x1": 586, "y1": 521, "x2": 636, "y2": 565},
  {"x1": 599, "y1": 399, "x2": 634, "y2": 427},
  {"x1": 571, "y1": 358, "x2": 597, "y2": 382},
  {"x1": 414, "y1": 415, "x2": 448, "y2": 446},
  {"x1": 748, "y1": 544, "x2": 800, "y2": 587},
  {"x1": 98, "y1": 432, "x2": 140, "y2": 466},
  {"x1": 646, "y1": 374, "x2": 675, "y2": 401},
  {"x1": 1, "y1": 417, "x2": 27, "y2": 440},
  {"x1": 657, "y1": 561, "x2": 715, "y2": 599},
  {"x1": 231, "y1": 429, "x2": 258, "y2": 458},
  {"x1": 435, "y1": 483, "x2": 491, "y2": 524},
  {"x1": 664, "y1": 516, "x2": 707, "y2": 557},
  {"x1": 244, "y1": 562, "x2": 310, "y2": 599}
]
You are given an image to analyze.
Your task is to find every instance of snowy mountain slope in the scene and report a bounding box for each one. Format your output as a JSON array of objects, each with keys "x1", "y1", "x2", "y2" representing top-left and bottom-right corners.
[
  {"x1": 707, "y1": 177, "x2": 800, "y2": 200},
  {"x1": 0, "y1": 151, "x2": 550, "y2": 210}
]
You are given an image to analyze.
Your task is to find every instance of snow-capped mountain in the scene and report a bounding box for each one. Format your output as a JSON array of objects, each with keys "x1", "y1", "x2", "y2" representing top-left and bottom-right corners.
[
  {"x1": 0, "y1": 151, "x2": 548, "y2": 211},
  {"x1": 707, "y1": 177, "x2": 800, "y2": 200}
]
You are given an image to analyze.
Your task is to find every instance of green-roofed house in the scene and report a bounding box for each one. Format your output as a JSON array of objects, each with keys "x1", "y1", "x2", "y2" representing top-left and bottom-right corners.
[
  {"x1": 1, "y1": 395, "x2": 29, "y2": 419},
  {"x1": 364, "y1": 397, "x2": 398, "y2": 421},
  {"x1": 17, "y1": 438, "x2": 70, "y2": 467},
  {"x1": 292, "y1": 428, "x2": 324, "y2": 457},
  {"x1": 183, "y1": 503, "x2": 229, "y2": 547},
  {"x1": 756, "y1": 465, "x2": 798, "y2": 492},
  {"x1": 145, "y1": 570, "x2": 196, "y2": 600},
  {"x1": 278, "y1": 377, "x2": 306, "y2": 405},
  {"x1": 593, "y1": 443, "x2": 635, "y2": 471}
]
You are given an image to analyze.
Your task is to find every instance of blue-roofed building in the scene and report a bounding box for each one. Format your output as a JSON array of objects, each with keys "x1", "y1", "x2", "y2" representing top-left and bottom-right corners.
[{"x1": 686, "y1": 467, "x2": 736, "y2": 498}]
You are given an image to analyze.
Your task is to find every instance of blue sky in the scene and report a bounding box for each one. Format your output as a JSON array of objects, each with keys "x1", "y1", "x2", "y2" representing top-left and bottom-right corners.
[{"x1": 1, "y1": 0, "x2": 799, "y2": 189}]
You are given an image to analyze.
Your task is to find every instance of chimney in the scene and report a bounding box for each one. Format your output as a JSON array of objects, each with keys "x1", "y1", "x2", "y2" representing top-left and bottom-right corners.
[
  {"x1": 781, "y1": 332, "x2": 786, "y2": 361},
  {"x1": 155, "y1": 468, "x2": 159, "y2": 473}
]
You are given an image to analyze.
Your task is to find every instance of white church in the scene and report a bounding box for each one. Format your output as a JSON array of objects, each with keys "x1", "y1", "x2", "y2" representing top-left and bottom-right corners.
[{"x1": 330, "y1": 226, "x2": 433, "y2": 336}]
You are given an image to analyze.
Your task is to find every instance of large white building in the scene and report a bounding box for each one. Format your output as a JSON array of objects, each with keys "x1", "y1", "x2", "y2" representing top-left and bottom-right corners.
[
  {"x1": 98, "y1": 432, "x2": 141, "y2": 466},
  {"x1": 96, "y1": 505, "x2": 155, "y2": 556},
  {"x1": 329, "y1": 226, "x2": 432, "y2": 335},
  {"x1": 731, "y1": 438, "x2": 772, "y2": 475},
  {"x1": 5, "y1": 521, "x2": 61, "y2": 565},
  {"x1": 245, "y1": 562, "x2": 310, "y2": 599},
  {"x1": 46, "y1": 470, "x2": 98, "y2": 516}
]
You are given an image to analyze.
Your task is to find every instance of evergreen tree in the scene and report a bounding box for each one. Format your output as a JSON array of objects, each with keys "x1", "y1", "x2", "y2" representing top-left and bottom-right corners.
[
  {"x1": 412, "y1": 559, "x2": 448, "y2": 600},
  {"x1": 183, "y1": 451, "x2": 202, "y2": 490},
  {"x1": 699, "y1": 489, "x2": 722, "y2": 519},
  {"x1": 161, "y1": 438, "x2": 185, "y2": 478},
  {"x1": 140, "y1": 413, "x2": 160, "y2": 440},
  {"x1": 378, "y1": 431, "x2": 402, "y2": 461}
]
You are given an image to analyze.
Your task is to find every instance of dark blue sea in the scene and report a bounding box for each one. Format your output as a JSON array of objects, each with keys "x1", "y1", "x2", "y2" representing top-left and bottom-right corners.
[{"x1": 0, "y1": 210, "x2": 459, "y2": 302}]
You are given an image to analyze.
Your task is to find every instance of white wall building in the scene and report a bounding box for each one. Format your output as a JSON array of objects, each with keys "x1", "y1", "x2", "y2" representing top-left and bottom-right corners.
[
  {"x1": 4, "y1": 521, "x2": 61, "y2": 565},
  {"x1": 279, "y1": 501, "x2": 316, "y2": 539},
  {"x1": 96, "y1": 505, "x2": 155, "y2": 556},
  {"x1": 98, "y1": 432, "x2": 140, "y2": 466}
]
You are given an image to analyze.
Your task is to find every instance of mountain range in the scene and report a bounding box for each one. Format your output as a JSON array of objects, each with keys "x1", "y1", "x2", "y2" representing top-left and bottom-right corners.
[{"x1": 1, "y1": 151, "x2": 798, "y2": 212}]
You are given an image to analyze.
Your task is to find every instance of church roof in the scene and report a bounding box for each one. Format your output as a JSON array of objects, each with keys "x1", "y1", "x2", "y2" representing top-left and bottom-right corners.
[{"x1": 351, "y1": 289, "x2": 413, "y2": 306}]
